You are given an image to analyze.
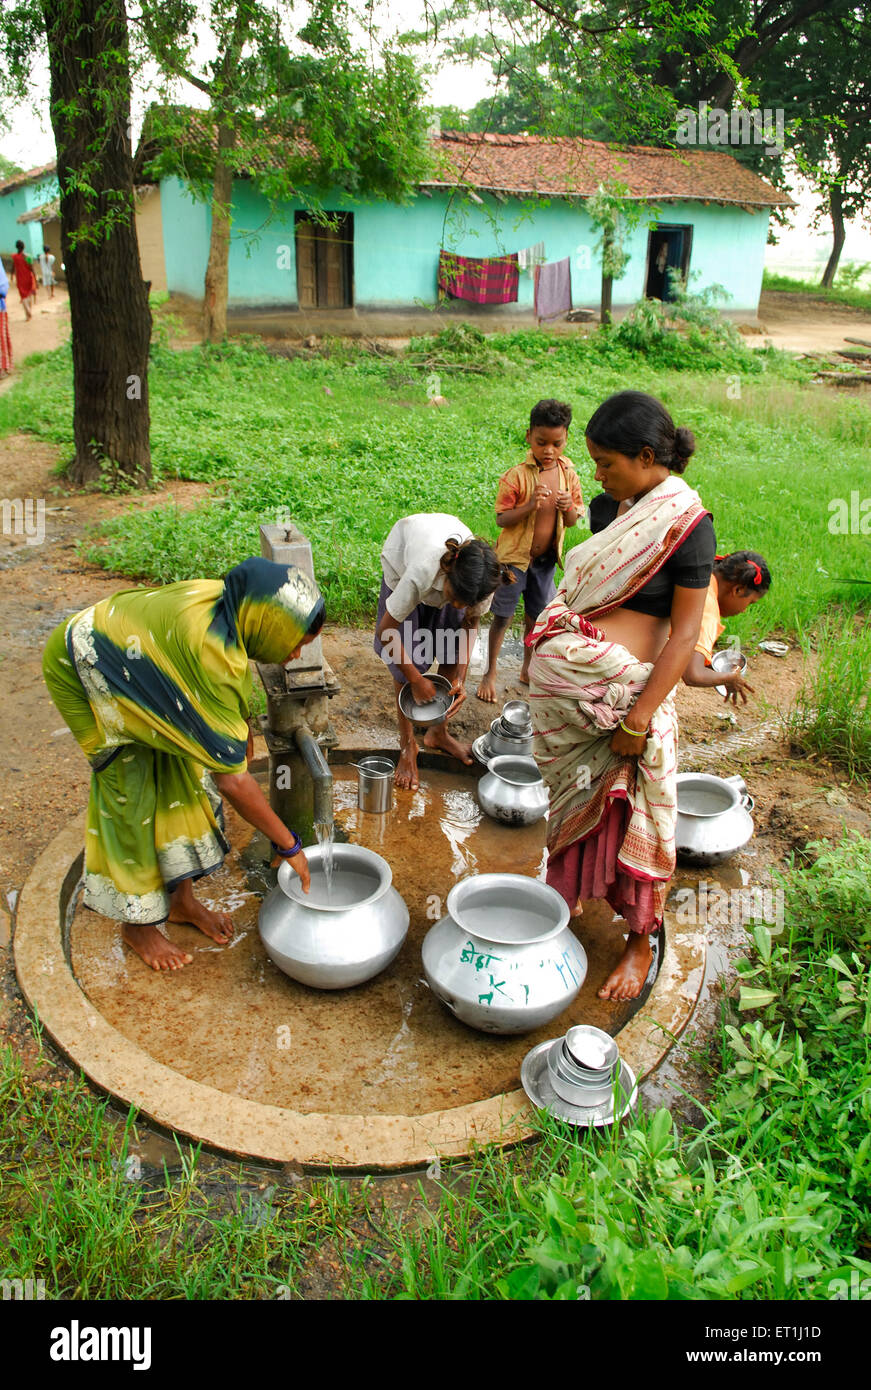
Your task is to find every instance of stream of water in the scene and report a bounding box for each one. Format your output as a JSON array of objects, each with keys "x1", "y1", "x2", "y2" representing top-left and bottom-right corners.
[{"x1": 314, "y1": 819, "x2": 335, "y2": 901}]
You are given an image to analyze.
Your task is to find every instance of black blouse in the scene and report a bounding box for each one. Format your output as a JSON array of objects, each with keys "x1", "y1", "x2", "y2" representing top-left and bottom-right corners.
[{"x1": 588, "y1": 493, "x2": 716, "y2": 618}]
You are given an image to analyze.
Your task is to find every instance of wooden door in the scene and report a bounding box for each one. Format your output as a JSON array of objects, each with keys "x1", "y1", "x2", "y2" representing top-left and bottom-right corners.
[
  {"x1": 296, "y1": 219, "x2": 317, "y2": 309},
  {"x1": 295, "y1": 213, "x2": 352, "y2": 308}
]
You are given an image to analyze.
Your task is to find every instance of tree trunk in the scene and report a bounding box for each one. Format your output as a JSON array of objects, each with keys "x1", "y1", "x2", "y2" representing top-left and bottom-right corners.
[
  {"x1": 820, "y1": 186, "x2": 846, "y2": 289},
  {"x1": 601, "y1": 232, "x2": 614, "y2": 324},
  {"x1": 202, "y1": 121, "x2": 237, "y2": 343},
  {"x1": 43, "y1": 0, "x2": 152, "y2": 486}
]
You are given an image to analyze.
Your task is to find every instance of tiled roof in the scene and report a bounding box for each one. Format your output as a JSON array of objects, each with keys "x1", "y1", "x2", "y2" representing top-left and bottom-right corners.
[
  {"x1": 0, "y1": 161, "x2": 57, "y2": 196},
  {"x1": 430, "y1": 132, "x2": 793, "y2": 208},
  {"x1": 17, "y1": 198, "x2": 59, "y2": 223},
  {"x1": 136, "y1": 108, "x2": 793, "y2": 208}
]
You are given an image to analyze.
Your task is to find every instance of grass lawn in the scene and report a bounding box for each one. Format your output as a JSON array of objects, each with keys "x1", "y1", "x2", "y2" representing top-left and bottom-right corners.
[
  {"x1": 1, "y1": 326, "x2": 868, "y2": 645},
  {"x1": 762, "y1": 270, "x2": 871, "y2": 315}
]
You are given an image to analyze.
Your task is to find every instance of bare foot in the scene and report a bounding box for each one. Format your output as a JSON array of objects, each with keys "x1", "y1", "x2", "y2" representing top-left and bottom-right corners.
[
  {"x1": 122, "y1": 923, "x2": 194, "y2": 972},
  {"x1": 598, "y1": 931, "x2": 654, "y2": 1001},
  {"x1": 518, "y1": 665, "x2": 530, "y2": 687},
  {"x1": 476, "y1": 675, "x2": 498, "y2": 703},
  {"x1": 168, "y1": 896, "x2": 234, "y2": 944},
  {"x1": 424, "y1": 726, "x2": 474, "y2": 765},
  {"x1": 395, "y1": 744, "x2": 419, "y2": 790}
]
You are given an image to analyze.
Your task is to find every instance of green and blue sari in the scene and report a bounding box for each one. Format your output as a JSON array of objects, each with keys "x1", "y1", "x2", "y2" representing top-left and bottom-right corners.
[{"x1": 43, "y1": 559, "x2": 323, "y2": 925}]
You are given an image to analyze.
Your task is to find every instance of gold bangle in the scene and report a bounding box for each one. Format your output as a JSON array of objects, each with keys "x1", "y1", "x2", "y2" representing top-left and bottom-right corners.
[{"x1": 619, "y1": 718, "x2": 648, "y2": 738}]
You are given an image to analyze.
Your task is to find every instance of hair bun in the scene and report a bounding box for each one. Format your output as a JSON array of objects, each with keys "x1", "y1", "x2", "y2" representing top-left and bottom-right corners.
[{"x1": 673, "y1": 426, "x2": 695, "y2": 462}]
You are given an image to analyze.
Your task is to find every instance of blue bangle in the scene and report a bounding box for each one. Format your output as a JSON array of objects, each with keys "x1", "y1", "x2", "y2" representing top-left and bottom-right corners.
[{"x1": 271, "y1": 832, "x2": 303, "y2": 858}]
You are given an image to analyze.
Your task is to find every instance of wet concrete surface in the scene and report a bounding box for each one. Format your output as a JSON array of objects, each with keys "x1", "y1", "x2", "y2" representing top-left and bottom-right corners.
[{"x1": 70, "y1": 767, "x2": 647, "y2": 1117}]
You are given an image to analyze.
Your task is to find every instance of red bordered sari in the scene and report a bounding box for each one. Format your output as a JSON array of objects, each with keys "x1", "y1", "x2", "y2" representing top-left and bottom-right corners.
[{"x1": 527, "y1": 476, "x2": 708, "y2": 932}]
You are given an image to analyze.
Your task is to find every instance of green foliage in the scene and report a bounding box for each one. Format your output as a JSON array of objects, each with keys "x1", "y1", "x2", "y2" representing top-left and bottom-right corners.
[
  {"x1": 787, "y1": 614, "x2": 871, "y2": 779},
  {"x1": 610, "y1": 276, "x2": 751, "y2": 370},
  {"x1": 0, "y1": 1043, "x2": 353, "y2": 1299},
  {"x1": 1, "y1": 331, "x2": 868, "y2": 641},
  {"x1": 836, "y1": 261, "x2": 871, "y2": 291},
  {"x1": 350, "y1": 836, "x2": 871, "y2": 1300}
]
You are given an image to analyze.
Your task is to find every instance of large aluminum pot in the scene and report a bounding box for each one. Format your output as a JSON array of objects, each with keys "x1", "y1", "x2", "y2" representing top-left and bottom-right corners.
[
  {"x1": 422, "y1": 873, "x2": 587, "y2": 1034},
  {"x1": 258, "y1": 843, "x2": 409, "y2": 989},
  {"x1": 675, "y1": 773, "x2": 754, "y2": 866},
  {"x1": 477, "y1": 755, "x2": 549, "y2": 827}
]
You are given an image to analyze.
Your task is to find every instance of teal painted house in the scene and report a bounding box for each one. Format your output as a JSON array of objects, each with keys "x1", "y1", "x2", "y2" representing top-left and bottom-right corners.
[
  {"x1": 153, "y1": 130, "x2": 793, "y2": 321},
  {"x1": 0, "y1": 162, "x2": 60, "y2": 258}
]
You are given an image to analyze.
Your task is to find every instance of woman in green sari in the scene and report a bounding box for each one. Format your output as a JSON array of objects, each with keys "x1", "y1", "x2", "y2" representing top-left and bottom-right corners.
[{"x1": 43, "y1": 558, "x2": 324, "y2": 972}]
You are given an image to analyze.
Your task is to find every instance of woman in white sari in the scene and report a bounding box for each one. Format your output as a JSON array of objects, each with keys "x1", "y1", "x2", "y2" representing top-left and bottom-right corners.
[{"x1": 527, "y1": 392, "x2": 715, "y2": 1001}]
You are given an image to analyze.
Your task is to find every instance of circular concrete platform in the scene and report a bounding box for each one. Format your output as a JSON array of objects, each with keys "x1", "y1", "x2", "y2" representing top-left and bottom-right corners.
[{"x1": 13, "y1": 754, "x2": 704, "y2": 1170}]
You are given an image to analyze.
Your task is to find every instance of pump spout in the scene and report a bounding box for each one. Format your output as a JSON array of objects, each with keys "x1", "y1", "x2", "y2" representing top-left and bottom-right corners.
[{"x1": 293, "y1": 726, "x2": 333, "y2": 829}]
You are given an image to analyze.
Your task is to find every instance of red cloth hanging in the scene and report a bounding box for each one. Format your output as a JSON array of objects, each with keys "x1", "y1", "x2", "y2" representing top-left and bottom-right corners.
[{"x1": 438, "y1": 249, "x2": 519, "y2": 305}]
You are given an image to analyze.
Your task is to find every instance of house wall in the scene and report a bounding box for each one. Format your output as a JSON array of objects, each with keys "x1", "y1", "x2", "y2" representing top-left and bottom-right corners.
[
  {"x1": 135, "y1": 184, "x2": 167, "y2": 293},
  {"x1": 160, "y1": 174, "x2": 771, "y2": 317},
  {"x1": 0, "y1": 176, "x2": 59, "y2": 257}
]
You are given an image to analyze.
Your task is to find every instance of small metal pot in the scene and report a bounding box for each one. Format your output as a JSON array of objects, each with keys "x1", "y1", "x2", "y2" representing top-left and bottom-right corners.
[
  {"x1": 478, "y1": 755, "x2": 549, "y2": 826},
  {"x1": 354, "y1": 756, "x2": 394, "y2": 813},
  {"x1": 675, "y1": 773, "x2": 754, "y2": 866}
]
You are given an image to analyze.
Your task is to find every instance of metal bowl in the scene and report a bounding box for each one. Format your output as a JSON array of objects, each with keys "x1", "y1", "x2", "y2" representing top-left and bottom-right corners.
[
  {"x1": 564, "y1": 1025, "x2": 620, "y2": 1074},
  {"x1": 488, "y1": 718, "x2": 533, "y2": 757},
  {"x1": 546, "y1": 1044, "x2": 618, "y2": 1106},
  {"x1": 397, "y1": 673, "x2": 455, "y2": 726},
  {"x1": 501, "y1": 700, "x2": 533, "y2": 732},
  {"x1": 711, "y1": 649, "x2": 748, "y2": 697}
]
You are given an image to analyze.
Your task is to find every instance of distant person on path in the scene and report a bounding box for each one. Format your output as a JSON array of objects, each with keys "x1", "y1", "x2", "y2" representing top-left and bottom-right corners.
[
  {"x1": 0, "y1": 258, "x2": 11, "y2": 377},
  {"x1": 529, "y1": 391, "x2": 715, "y2": 1002},
  {"x1": 37, "y1": 245, "x2": 56, "y2": 298},
  {"x1": 43, "y1": 560, "x2": 323, "y2": 973},
  {"x1": 374, "y1": 514, "x2": 512, "y2": 790},
  {"x1": 681, "y1": 551, "x2": 771, "y2": 702},
  {"x1": 476, "y1": 398, "x2": 584, "y2": 703},
  {"x1": 11, "y1": 240, "x2": 37, "y2": 320}
]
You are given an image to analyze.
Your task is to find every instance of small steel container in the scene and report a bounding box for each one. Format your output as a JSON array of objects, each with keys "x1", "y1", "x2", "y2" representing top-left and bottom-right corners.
[{"x1": 355, "y1": 756, "x2": 394, "y2": 813}]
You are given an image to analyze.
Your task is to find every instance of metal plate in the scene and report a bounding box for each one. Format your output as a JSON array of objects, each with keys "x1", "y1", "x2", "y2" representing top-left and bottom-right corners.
[
  {"x1": 520, "y1": 1040, "x2": 638, "y2": 1127},
  {"x1": 472, "y1": 733, "x2": 497, "y2": 765}
]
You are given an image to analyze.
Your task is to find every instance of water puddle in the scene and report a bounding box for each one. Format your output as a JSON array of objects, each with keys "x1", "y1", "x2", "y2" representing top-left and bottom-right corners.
[{"x1": 68, "y1": 766, "x2": 653, "y2": 1117}]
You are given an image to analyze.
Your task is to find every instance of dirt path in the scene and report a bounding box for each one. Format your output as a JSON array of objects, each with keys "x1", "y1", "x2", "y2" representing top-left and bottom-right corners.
[
  {"x1": 0, "y1": 284, "x2": 70, "y2": 394},
  {"x1": 750, "y1": 288, "x2": 871, "y2": 355}
]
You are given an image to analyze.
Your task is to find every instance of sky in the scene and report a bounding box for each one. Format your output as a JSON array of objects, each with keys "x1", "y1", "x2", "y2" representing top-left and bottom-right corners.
[{"x1": 2, "y1": 2, "x2": 869, "y2": 278}]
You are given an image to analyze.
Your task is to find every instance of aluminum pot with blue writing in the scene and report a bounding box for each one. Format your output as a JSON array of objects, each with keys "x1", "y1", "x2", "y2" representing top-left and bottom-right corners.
[{"x1": 421, "y1": 873, "x2": 587, "y2": 1034}]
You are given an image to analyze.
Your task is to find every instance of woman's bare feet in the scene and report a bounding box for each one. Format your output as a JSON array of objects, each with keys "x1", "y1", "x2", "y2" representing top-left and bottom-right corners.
[
  {"x1": 395, "y1": 743, "x2": 420, "y2": 790},
  {"x1": 598, "y1": 931, "x2": 654, "y2": 1001},
  {"x1": 168, "y1": 880, "x2": 234, "y2": 944},
  {"x1": 122, "y1": 923, "x2": 194, "y2": 971},
  {"x1": 424, "y1": 725, "x2": 474, "y2": 764},
  {"x1": 476, "y1": 674, "x2": 499, "y2": 702}
]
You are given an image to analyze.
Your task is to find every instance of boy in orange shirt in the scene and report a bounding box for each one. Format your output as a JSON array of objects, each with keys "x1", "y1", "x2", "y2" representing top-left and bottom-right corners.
[{"x1": 476, "y1": 399, "x2": 584, "y2": 702}]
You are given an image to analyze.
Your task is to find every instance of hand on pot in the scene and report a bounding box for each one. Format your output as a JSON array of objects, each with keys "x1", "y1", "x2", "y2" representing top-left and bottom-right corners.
[
  {"x1": 445, "y1": 679, "x2": 466, "y2": 720},
  {"x1": 410, "y1": 673, "x2": 438, "y2": 705},
  {"x1": 271, "y1": 846, "x2": 311, "y2": 893}
]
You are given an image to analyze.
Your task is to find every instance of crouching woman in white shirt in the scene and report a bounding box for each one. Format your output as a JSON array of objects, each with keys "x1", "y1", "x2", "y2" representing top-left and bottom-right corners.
[{"x1": 375, "y1": 514, "x2": 512, "y2": 789}]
